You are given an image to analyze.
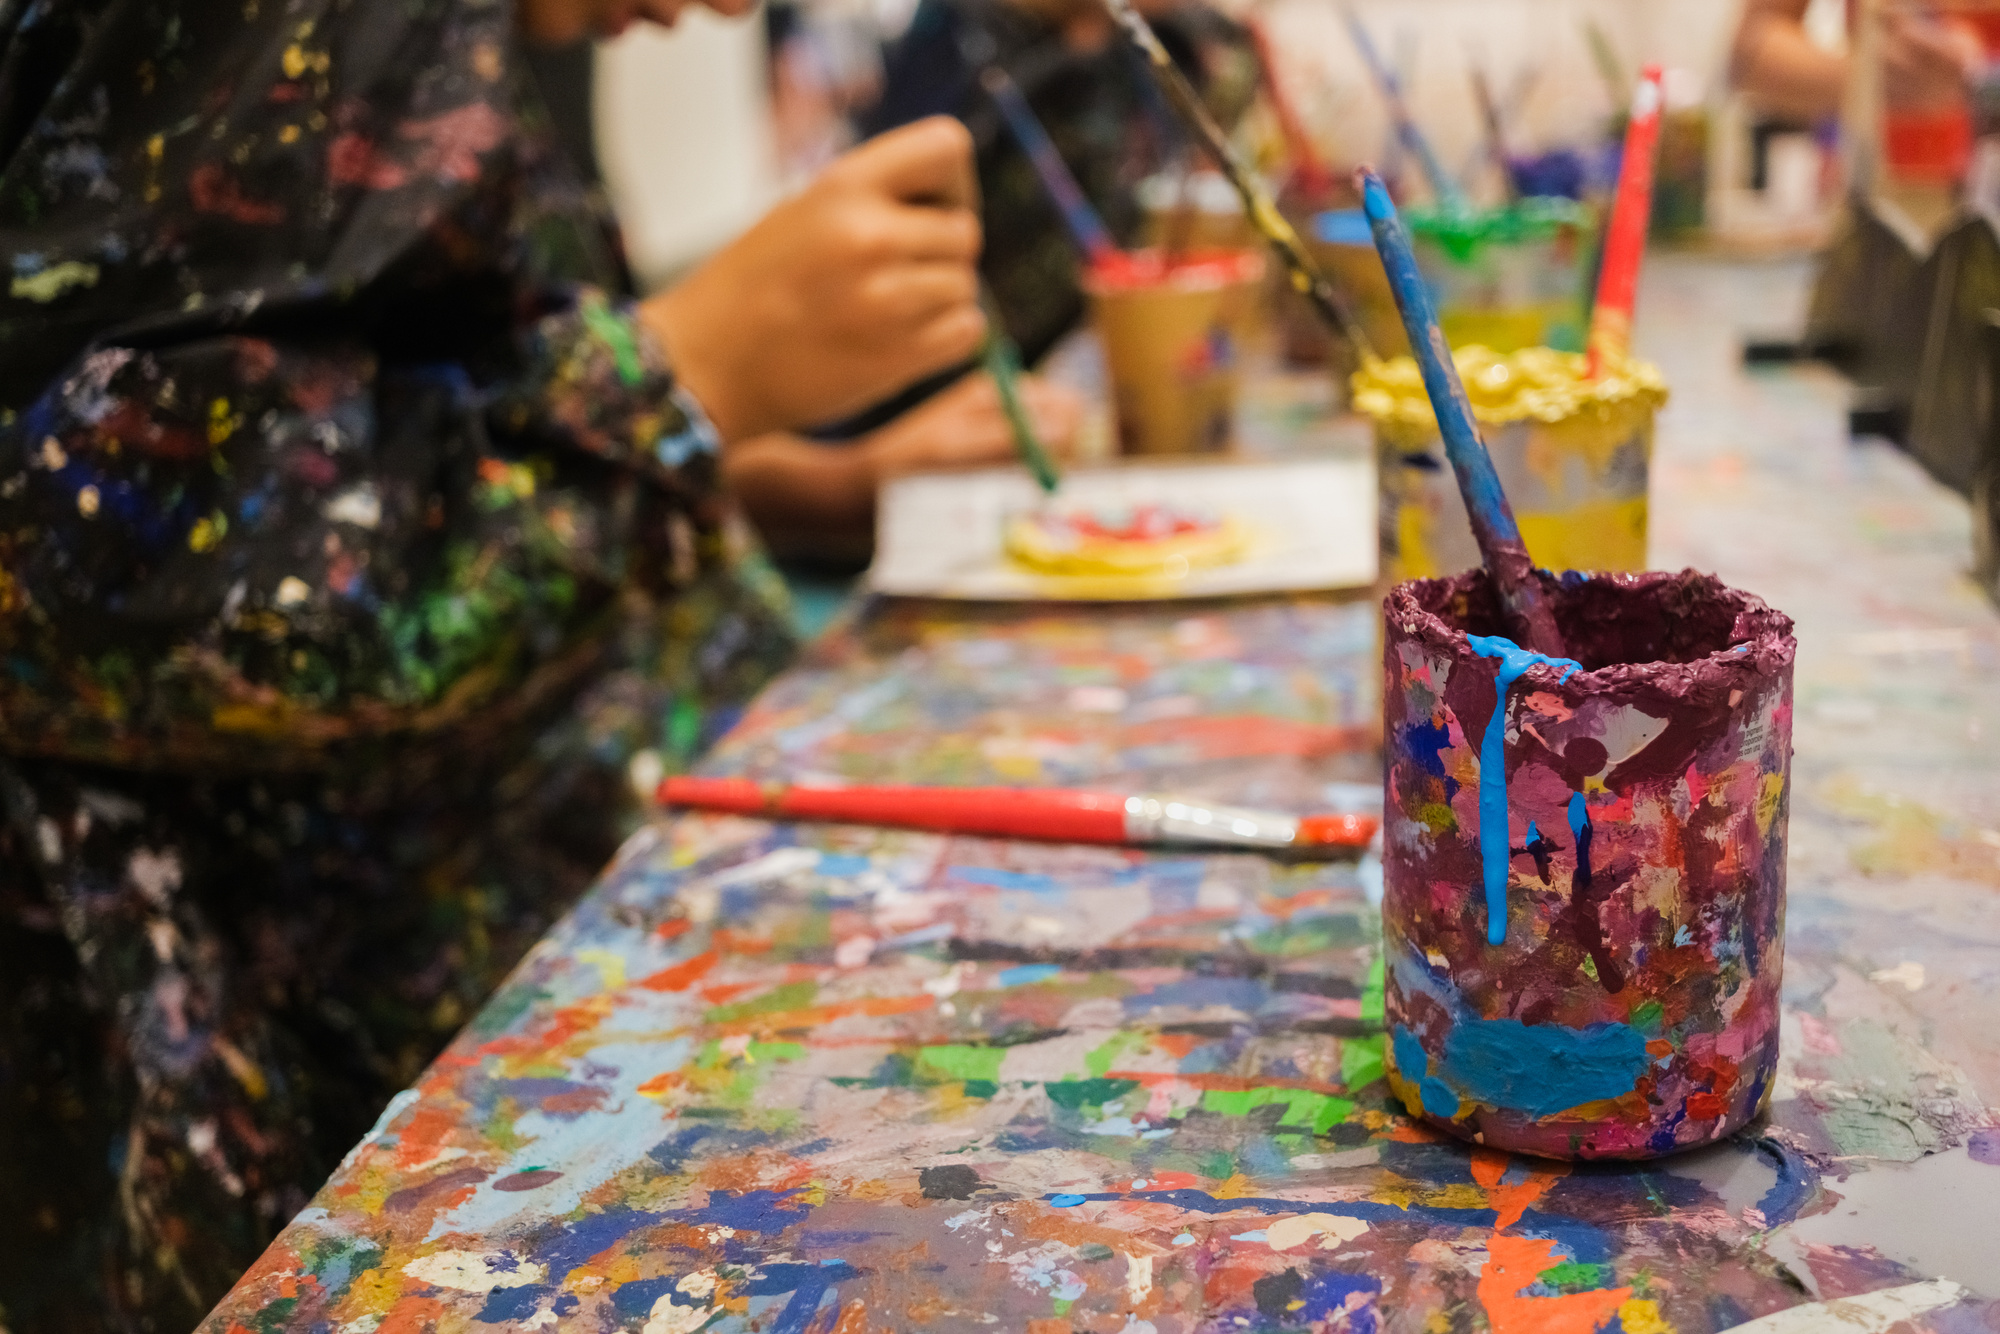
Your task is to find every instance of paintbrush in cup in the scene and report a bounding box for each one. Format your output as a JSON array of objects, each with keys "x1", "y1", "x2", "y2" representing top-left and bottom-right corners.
[
  {"x1": 1098, "y1": 0, "x2": 1377, "y2": 363},
  {"x1": 1357, "y1": 166, "x2": 1566, "y2": 657},
  {"x1": 1585, "y1": 66, "x2": 1664, "y2": 380},
  {"x1": 1343, "y1": 9, "x2": 1464, "y2": 211},
  {"x1": 1470, "y1": 64, "x2": 1521, "y2": 204}
]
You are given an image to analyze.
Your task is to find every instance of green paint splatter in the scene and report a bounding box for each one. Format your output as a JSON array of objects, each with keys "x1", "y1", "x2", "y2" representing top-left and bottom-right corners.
[
  {"x1": 1084, "y1": 1030, "x2": 1145, "y2": 1079},
  {"x1": 1537, "y1": 1260, "x2": 1611, "y2": 1292},
  {"x1": 1045, "y1": 1078, "x2": 1139, "y2": 1109},
  {"x1": 1629, "y1": 1000, "x2": 1664, "y2": 1035},
  {"x1": 1340, "y1": 1034, "x2": 1385, "y2": 1089},
  {"x1": 580, "y1": 296, "x2": 647, "y2": 387},
  {"x1": 1200, "y1": 1087, "x2": 1353, "y2": 1134},
  {"x1": 917, "y1": 1045, "x2": 1007, "y2": 1083},
  {"x1": 1361, "y1": 954, "x2": 1385, "y2": 1025}
]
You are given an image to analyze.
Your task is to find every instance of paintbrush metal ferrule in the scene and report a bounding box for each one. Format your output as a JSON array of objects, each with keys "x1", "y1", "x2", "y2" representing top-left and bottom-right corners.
[{"x1": 1121, "y1": 795, "x2": 1296, "y2": 848}]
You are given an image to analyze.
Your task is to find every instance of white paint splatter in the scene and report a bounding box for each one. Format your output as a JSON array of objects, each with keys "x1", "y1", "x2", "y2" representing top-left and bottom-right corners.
[
  {"x1": 1718, "y1": 1280, "x2": 1966, "y2": 1333},
  {"x1": 643, "y1": 1293, "x2": 714, "y2": 1334},
  {"x1": 1126, "y1": 1254, "x2": 1152, "y2": 1304},
  {"x1": 1263, "y1": 1213, "x2": 1372, "y2": 1251},
  {"x1": 1868, "y1": 961, "x2": 1925, "y2": 992},
  {"x1": 401, "y1": 1250, "x2": 546, "y2": 1292}
]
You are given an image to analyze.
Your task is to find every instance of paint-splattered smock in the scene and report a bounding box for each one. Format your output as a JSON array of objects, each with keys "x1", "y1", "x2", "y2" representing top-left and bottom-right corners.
[{"x1": 0, "y1": 0, "x2": 796, "y2": 1328}]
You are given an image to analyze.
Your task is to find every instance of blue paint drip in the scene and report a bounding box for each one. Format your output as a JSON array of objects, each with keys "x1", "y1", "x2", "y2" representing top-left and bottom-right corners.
[{"x1": 1466, "y1": 635, "x2": 1580, "y2": 944}]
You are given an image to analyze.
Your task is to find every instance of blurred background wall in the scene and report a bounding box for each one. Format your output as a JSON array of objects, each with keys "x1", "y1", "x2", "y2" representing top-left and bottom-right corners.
[{"x1": 590, "y1": 0, "x2": 1851, "y2": 287}]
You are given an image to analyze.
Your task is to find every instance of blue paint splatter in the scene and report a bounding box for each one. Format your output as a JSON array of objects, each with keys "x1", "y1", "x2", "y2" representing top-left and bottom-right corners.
[
  {"x1": 996, "y1": 964, "x2": 1062, "y2": 987},
  {"x1": 1466, "y1": 635, "x2": 1581, "y2": 945},
  {"x1": 1302, "y1": 1271, "x2": 1382, "y2": 1325},
  {"x1": 948, "y1": 866, "x2": 1059, "y2": 893},
  {"x1": 1050, "y1": 1194, "x2": 1087, "y2": 1207},
  {"x1": 1392, "y1": 1026, "x2": 1462, "y2": 1118},
  {"x1": 1438, "y1": 1014, "x2": 1649, "y2": 1119}
]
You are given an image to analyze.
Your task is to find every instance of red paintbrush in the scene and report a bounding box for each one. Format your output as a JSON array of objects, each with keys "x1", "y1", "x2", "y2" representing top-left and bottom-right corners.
[
  {"x1": 656, "y1": 777, "x2": 1378, "y2": 853},
  {"x1": 1248, "y1": 14, "x2": 1336, "y2": 200},
  {"x1": 1586, "y1": 65, "x2": 1665, "y2": 378}
]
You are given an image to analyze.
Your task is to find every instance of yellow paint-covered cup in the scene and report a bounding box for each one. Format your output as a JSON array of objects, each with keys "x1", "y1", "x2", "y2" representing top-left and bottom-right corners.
[{"x1": 1354, "y1": 346, "x2": 1669, "y2": 579}]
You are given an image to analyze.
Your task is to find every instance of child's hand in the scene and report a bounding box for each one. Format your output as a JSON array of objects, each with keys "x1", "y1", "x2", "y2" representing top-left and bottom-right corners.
[{"x1": 644, "y1": 118, "x2": 987, "y2": 442}]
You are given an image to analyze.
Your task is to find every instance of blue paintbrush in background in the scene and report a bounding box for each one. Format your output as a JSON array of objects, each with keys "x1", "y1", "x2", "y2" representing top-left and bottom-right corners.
[
  {"x1": 1357, "y1": 166, "x2": 1565, "y2": 656},
  {"x1": 962, "y1": 32, "x2": 1120, "y2": 265},
  {"x1": 1343, "y1": 11, "x2": 1465, "y2": 212}
]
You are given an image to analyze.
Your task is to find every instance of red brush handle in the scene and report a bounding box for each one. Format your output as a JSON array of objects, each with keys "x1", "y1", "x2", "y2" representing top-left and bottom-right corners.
[
  {"x1": 1248, "y1": 17, "x2": 1335, "y2": 199},
  {"x1": 1587, "y1": 65, "x2": 1665, "y2": 378},
  {"x1": 657, "y1": 777, "x2": 1131, "y2": 843}
]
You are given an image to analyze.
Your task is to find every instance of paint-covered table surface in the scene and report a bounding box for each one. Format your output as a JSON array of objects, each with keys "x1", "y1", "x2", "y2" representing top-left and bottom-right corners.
[{"x1": 203, "y1": 257, "x2": 2000, "y2": 1334}]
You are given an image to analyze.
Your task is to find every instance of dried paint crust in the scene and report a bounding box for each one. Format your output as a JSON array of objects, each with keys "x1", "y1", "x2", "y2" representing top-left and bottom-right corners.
[{"x1": 1382, "y1": 569, "x2": 1796, "y2": 1159}]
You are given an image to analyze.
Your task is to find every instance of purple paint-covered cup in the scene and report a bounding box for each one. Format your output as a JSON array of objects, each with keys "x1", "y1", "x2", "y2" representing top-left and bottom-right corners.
[{"x1": 1381, "y1": 569, "x2": 1796, "y2": 1159}]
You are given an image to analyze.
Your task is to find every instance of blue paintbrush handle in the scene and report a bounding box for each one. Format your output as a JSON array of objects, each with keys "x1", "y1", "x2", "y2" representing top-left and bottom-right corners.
[
  {"x1": 980, "y1": 66, "x2": 1118, "y2": 262},
  {"x1": 1343, "y1": 12, "x2": 1463, "y2": 212},
  {"x1": 1358, "y1": 169, "x2": 1564, "y2": 655}
]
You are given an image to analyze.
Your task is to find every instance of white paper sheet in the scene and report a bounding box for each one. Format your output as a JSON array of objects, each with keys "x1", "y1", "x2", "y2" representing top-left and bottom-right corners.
[{"x1": 869, "y1": 457, "x2": 1377, "y2": 600}]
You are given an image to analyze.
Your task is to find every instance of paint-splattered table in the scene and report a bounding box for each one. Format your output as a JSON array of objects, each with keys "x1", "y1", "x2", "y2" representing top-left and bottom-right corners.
[{"x1": 202, "y1": 257, "x2": 2000, "y2": 1334}]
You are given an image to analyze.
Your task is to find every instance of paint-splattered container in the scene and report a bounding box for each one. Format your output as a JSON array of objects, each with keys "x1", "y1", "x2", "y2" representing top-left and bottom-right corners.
[
  {"x1": 1381, "y1": 568, "x2": 1795, "y2": 1160},
  {"x1": 1406, "y1": 198, "x2": 1597, "y2": 354},
  {"x1": 1086, "y1": 248, "x2": 1265, "y2": 456},
  {"x1": 1355, "y1": 346, "x2": 1668, "y2": 580}
]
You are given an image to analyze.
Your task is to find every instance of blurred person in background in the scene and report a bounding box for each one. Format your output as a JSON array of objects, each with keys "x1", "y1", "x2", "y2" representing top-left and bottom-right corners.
[
  {"x1": 862, "y1": 0, "x2": 1258, "y2": 365},
  {"x1": 1732, "y1": 0, "x2": 1984, "y2": 123},
  {"x1": 0, "y1": 0, "x2": 1072, "y2": 1326}
]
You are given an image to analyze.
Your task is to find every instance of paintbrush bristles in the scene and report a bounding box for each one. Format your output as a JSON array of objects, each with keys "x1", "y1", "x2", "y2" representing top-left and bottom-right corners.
[
  {"x1": 1098, "y1": 0, "x2": 1377, "y2": 364},
  {"x1": 1356, "y1": 168, "x2": 1565, "y2": 657}
]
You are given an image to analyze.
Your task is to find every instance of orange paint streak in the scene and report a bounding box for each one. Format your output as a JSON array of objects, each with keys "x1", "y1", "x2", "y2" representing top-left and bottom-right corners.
[
  {"x1": 655, "y1": 918, "x2": 693, "y2": 941},
  {"x1": 377, "y1": 1297, "x2": 447, "y2": 1334},
  {"x1": 700, "y1": 982, "x2": 759, "y2": 1005},
  {"x1": 475, "y1": 997, "x2": 610, "y2": 1056},
  {"x1": 712, "y1": 928, "x2": 775, "y2": 954},
  {"x1": 1384, "y1": 1122, "x2": 1444, "y2": 1143},
  {"x1": 1478, "y1": 1235, "x2": 1630, "y2": 1334},
  {"x1": 1153, "y1": 1034, "x2": 1208, "y2": 1058},
  {"x1": 637, "y1": 1071, "x2": 684, "y2": 1097},
  {"x1": 1255, "y1": 889, "x2": 1334, "y2": 920},
  {"x1": 1469, "y1": 1149, "x2": 1568, "y2": 1231},
  {"x1": 713, "y1": 994, "x2": 933, "y2": 1034},
  {"x1": 637, "y1": 949, "x2": 720, "y2": 992},
  {"x1": 391, "y1": 1104, "x2": 461, "y2": 1169},
  {"x1": 832, "y1": 1300, "x2": 871, "y2": 1334}
]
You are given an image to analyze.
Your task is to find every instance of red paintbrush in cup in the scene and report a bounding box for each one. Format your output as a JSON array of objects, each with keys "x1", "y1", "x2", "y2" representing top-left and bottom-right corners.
[
  {"x1": 1586, "y1": 65, "x2": 1665, "y2": 379},
  {"x1": 656, "y1": 776, "x2": 1377, "y2": 854}
]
